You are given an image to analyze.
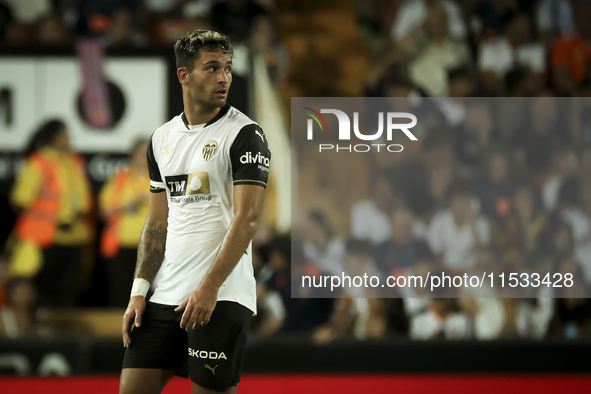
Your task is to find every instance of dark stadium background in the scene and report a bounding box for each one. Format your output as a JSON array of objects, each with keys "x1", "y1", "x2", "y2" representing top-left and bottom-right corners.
[{"x1": 1, "y1": 0, "x2": 591, "y2": 393}]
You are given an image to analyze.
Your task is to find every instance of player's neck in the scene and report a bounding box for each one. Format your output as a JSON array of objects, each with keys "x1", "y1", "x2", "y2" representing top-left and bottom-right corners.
[{"x1": 183, "y1": 103, "x2": 221, "y2": 125}]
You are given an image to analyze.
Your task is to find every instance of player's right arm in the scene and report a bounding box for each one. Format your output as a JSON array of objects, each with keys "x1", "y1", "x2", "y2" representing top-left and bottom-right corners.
[
  {"x1": 122, "y1": 191, "x2": 168, "y2": 347},
  {"x1": 122, "y1": 136, "x2": 168, "y2": 348}
]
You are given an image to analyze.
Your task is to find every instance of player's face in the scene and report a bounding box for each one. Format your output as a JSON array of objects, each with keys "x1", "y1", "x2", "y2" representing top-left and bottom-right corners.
[{"x1": 187, "y1": 51, "x2": 233, "y2": 110}]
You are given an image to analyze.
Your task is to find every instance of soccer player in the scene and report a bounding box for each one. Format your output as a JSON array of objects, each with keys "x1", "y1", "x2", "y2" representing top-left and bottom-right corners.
[{"x1": 119, "y1": 30, "x2": 271, "y2": 394}]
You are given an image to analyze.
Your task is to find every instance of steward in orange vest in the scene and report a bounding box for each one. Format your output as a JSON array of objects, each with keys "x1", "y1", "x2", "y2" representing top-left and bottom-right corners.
[
  {"x1": 9, "y1": 120, "x2": 93, "y2": 307},
  {"x1": 99, "y1": 139, "x2": 150, "y2": 306}
]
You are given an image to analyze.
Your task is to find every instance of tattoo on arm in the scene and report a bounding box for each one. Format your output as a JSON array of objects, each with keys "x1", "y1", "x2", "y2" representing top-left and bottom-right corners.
[{"x1": 134, "y1": 222, "x2": 167, "y2": 283}]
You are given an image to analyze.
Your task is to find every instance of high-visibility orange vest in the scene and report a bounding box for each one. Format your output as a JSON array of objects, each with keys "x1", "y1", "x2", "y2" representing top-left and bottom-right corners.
[
  {"x1": 100, "y1": 169, "x2": 130, "y2": 258},
  {"x1": 14, "y1": 152, "x2": 62, "y2": 248}
]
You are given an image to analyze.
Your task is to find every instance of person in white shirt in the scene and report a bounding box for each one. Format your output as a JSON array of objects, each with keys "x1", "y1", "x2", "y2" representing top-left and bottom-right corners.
[
  {"x1": 409, "y1": 298, "x2": 472, "y2": 340},
  {"x1": 391, "y1": 0, "x2": 466, "y2": 42},
  {"x1": 302, "y1": 211, "x2": 345, "y2": 277},
  {"x1": 427, "y1": 182, "x2": 491, "y2": 271},
  {"x1": 478, "y1": 14, "x2": 546, "y2": 96},
  {"x1": 350, "y1": 173, "x2": 395, "y2": 245},
  {"x1": 408, "y1": 5, "x2": 471, "y2": 97}
]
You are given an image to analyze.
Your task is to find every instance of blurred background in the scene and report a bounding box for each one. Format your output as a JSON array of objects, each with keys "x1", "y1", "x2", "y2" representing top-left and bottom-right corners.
[{"x1": 0, "y1": 0, "x2": 590, "y2": 392}]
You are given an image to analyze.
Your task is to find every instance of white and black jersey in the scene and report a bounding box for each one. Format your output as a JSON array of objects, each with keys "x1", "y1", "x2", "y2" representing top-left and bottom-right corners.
[{"x1": 146, "y1": 104, "x2": 270, "y2": 314}]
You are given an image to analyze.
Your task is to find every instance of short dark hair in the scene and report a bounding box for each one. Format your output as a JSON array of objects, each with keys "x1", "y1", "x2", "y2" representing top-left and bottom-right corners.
[{"x1": 174, "y1": 29, "x2": 233, "y2": 71}]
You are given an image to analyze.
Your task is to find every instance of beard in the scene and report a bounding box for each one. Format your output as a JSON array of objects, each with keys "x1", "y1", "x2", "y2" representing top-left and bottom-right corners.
[{"x1": 188, "y1": 80, "x2": 228, "y2": 110}]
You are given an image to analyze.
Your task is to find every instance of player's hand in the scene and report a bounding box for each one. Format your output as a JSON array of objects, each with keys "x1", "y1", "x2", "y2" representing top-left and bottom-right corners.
[
  {"x1": 175, "y1": 283, "x2": 218, "y2": 331},
  {"x1": 122, "y1": 296, "x2": 146, "y2": 348}
]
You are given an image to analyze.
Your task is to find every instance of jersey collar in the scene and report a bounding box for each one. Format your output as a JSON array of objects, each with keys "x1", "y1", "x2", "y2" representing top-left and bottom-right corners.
[{"x1": 181, "y1": 104, "x2": 230, "y2": 130}]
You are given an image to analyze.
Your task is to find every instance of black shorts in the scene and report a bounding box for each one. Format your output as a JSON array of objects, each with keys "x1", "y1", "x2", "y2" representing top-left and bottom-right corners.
[{"x1": 122, "y1": 300, "x2": 252, "y2": 391}]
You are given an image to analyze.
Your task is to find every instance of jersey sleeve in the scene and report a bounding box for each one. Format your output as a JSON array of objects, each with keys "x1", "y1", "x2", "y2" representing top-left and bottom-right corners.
[
  {"x1": 230, "y1": 124, "x2": 271, "y2": 188},
  {"x1": 147, "y1": 136, "x2": 166, "y2": 193}
]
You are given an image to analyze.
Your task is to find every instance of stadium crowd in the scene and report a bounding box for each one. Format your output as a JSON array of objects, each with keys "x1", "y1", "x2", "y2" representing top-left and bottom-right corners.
[
  {"x1": 0, "y1": 0, "x2": 591, "y2": 343},
  {"x1": 257, "y1": 0, "x2": 591, "y2": 341}
]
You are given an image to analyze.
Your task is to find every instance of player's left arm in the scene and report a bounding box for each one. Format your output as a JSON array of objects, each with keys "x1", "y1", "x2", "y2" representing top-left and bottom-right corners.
[
  {"x1": 176, "y1": 185, "x2": 266, "y2": 330},
  {"x1": 176, "y1": 123, "x2": 270, "y2": 330}
]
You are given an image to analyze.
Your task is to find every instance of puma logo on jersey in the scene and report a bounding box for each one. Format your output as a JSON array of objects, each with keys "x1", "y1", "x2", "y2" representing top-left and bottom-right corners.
[
  {"x1": 255, "y1": 130, "x2": 265, "y2": 143},
  {"x1": 163, "y1": 148, "x2": 171, "y2": 157},
  {"x1": 204, "y1": 364, "x2": 218, "y2": 375}
]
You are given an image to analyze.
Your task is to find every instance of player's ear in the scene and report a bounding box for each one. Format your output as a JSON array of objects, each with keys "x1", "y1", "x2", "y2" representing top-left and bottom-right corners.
[{"x1": 177, "y1": 67, "x2": 190, "y2": 86}]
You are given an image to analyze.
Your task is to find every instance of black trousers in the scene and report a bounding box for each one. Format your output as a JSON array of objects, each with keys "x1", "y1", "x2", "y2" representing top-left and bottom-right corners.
[
  {"x1": 37, "y1": 244, "x2": 81, "y2": 307},
  {"x1": 105, "y1": 247, "x2": 138, "y2": 307}
]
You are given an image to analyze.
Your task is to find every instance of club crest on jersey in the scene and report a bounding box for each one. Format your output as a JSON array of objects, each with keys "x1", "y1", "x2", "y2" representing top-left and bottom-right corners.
[{"x1": 203, "y1": 140, "x2": 218, "y2": 161}]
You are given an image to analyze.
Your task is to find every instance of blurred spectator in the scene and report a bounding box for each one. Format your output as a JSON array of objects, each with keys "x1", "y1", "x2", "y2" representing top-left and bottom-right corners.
[
  {"x1": 541, "y1": 146, "x2": 578, "y2": 211},
  {"x1": 9, "y1": 120, "x2": 93, "y2": 307},
  {"x1": 211, "y1": 0, "x2": 268, "y2": 43},
  {"x1": 399, "y1": 243, "x2": 435, "y2": 315},
  {"x1": 536, "y1": 0, "x2": 574, "y2": 45},
  {"x1": 391, "y1": 0, "x2": 466, "y2": 46},
  {"x1": 448, "y1": 67, "x2": 478, "y2": 97},
  {"x1": 427, "y1": 181, "x2": 491, "y2": 270},
  {"x1": 374, "y1": 208, "x2": 419, "y2": 275},
  {"x1": 470, "y1": 0, "x2": 521, "y2": 41},
  {"x1": 475, "y1": 147, "x2": 513, "y2": 222},
  {"x1": 461, "y1": 296, "x2": 554, "y2": 340},
  {"x1": 409, "y1": 297, "x2": 472, "y2": 340},
  {"x1": 492, "y1": 181, "x2": 547, "y2": 260},
  {"x1": 406, "y1": 4, "x2": 471, "y2": 97},
  {"x1": 256, "y1": 236, "x2": 290, "y2": 336},
  {"x1": 578, "y1": 179, "x2": 591, "y2": 282},
  {"x1": 555, "y1": 177, "x2": 591, "y2": 282},
  {"x1": 548, "y1": 260, "x2": 591, "y2": 338},
  {"x1": 511, "y1": 94, "x2": 568, "y2": 174},
  {"x1": 103, "y1": 6, "x2": 146, "y2": 46},
  {"x1": 581, "y1": 179, "x2": 591, "y2": 228},
  {"x1": 0, "y1": 278, "x2": 43, "y2": 337},
  {"x1": 98, "y1": 139, "x2": 149, "y2": 307},
  {"x1": 551, "y1": 1, "x2": 591, "y2": 96},
  {"x1": 312, "y1": 240, "x2": 386, "y2": 344},
  {"x1": 260, "y1": 236, "x2": 334, "y2": 333},
  {"x1": 539, "y1": 212, "x2": 576, "y2": 261},
  {"x1": 422, "y1": 137, "x2": 455, "y2": 208},
  {"x1": 76, "y1": 0, "x2": 137, "y2": 37},
  {"x1": 548, "y1": 297, "x2": 591, "y2": 338},
  {"x1": 478, "y1": 13, "x2": 545, "y2": 96},
  {"x1": 143, "y1": 0, "x2": 185, "y2": 14},
  {"x1": 249, "y1": 16, "x2": 289, "y2": 86},
  {"x1": 2, "y1": 0, "x2": 50, "y2": 24},
  {"x1": 37, "y1": 13, "x2": 70, "y2": 45},
  {"x1": 350, "y1": 173, "x2": 395, "y2": 245},
  {"x1": 453, "y1": 101, "x2": 494, "y2": 175},
  {"x1": 301, "y1": 210, "x2": 345, "y2": 277},
  {"x1": 149, "y1": 3, "x2": 212, "y2": 44}
]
